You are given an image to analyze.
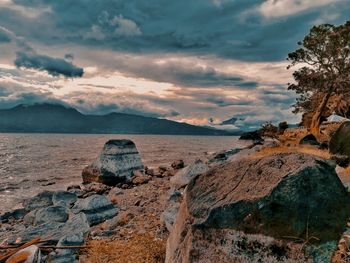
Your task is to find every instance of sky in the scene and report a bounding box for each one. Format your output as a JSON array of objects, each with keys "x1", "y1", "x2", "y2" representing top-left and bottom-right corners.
[{"x1": 0, "y1": 0, "x2": 349, "y2": 130}]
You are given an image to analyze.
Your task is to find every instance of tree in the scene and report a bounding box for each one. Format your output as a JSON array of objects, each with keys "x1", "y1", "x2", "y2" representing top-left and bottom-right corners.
[{"x1": 287, "y1": 21, "x2": 350, "y2": 134}]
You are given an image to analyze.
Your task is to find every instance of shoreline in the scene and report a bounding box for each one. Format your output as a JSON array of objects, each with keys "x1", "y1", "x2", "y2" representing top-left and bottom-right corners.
[{"x1": 1, "y1": 137, "x2": 350, "y2": 262}]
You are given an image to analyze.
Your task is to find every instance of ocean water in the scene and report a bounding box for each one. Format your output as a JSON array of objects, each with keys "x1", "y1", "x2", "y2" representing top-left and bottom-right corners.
[{"x1": 0, "y1": 134, "x2": 249, "y2": 213}]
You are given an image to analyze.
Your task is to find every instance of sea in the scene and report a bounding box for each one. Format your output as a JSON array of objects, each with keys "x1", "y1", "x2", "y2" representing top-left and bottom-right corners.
[{"x1": 0, "y1": 134, "x2": 249, "y2": 213}]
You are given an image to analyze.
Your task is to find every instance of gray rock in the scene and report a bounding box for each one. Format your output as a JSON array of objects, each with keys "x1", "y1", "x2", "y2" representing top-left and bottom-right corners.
[
  {"x1": 8, "y1": 213, "x2": 90, "y2": 245},
  {"x1": 23, "y1": 191, "x2": 54, "y2": 211},
  {"x1": 45, "y1": 252, "x2": 78, "y2": 263},
  {"x1": 170, "y1": 159, "x2": 209, "y2": 189},
  {"x1": 34, "y1": 205, "x2": 69, "y2": 226},
  {"x1": 23, "y1": 210, "x2": 37, "y2": 226},
  {"x1": 161, "y1": 202, "x2": 181, "y2": 232},
  {"x1": 72, "y1": 194, "x2": 118, "y2": 225},
  {"x1": 166, "y1": 153, "x2": 350, "y2": 263},
  {"x1": 52, "y1": 191, "x2": 77, "y2": 207},
  {"x1": 208, "y1": 148, "x2": 241, "y2": 166},
  {"x1": 6, "y1": 245, "x2": 41, "y2": 263},
  {"x1": 0, "y1": 208, "x2": 27, "y2": 222},
  {"x1": 171, "y1": 159, "x2": 185, "y2": 170},
  {"x1": 82, "y1": 139, "x2": 144, "y2": 186},
  {"x1": 45, "y1": 233, "x2": 84, "y2": 263},
  {"x1": 330, "y1": 121, "x2": 350, "y2": 156}
]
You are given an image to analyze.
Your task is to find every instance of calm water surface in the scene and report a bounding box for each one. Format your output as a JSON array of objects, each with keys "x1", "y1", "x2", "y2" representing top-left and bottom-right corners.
[{"x1": 0, "y1": 134, "x2": 248, "y2": 213}]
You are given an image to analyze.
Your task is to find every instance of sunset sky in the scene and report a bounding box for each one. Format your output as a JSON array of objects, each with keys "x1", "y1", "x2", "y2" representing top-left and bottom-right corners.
[{"x1": 0, "y1": 0, "x2": 349, "y2": 130}]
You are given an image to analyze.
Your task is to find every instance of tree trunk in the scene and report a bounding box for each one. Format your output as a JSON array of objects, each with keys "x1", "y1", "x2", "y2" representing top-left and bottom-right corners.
[{"x1": 310, "y1": 91, "x2": 332, "y2": 135}]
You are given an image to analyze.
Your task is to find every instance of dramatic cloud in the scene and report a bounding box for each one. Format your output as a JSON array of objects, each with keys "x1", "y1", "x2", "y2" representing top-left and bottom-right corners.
[
  {"x1": 259, "y1": 0, "x2": 343, "y2": 18},
  {"x1": 111, "y1": 15, "x2": 142, "y2": 37},
  {"x1": 14, "y1": 52, "x2": 84, "y2": 78},
  {"x1": 0, "y1": 0, "x2": 348, "y2": 129},
  {"x1": 6, "y1": 0, "x2": 348, "y2": 61}
]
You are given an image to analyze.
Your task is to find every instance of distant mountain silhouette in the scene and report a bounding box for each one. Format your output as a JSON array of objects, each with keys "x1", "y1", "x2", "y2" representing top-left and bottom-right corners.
[
  {"x1": 220, "y1": 116, "x2": 245, "y2": 125},
  {"x1": 0, "y1": 103, "x2": 233, "y2": 135}
]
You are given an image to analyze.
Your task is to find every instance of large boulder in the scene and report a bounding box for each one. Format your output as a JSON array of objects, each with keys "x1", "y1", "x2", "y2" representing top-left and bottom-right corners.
[
  {"x1": 8, "y1": 213, "x2": 90, "y2": 245},
  {"x1": 82, "y1": 139, "x2": 144, "y2": 186},
  {"x1": 33, "y1": 205, "x2": 69, "y2": 226},
  {"x1": 52, "y1": 191, "x2": 77, "y2": 207},
  {"x1": 170, "y1": 159, "x2": 209, "y2": 189},
  {"x1": 71, "y1": 194, "x2": 118, "y2": 226},
  {"x1": 22, "y1": 191, "x2": 54, "y2": 211},
  {"x1": 45, "y1": 233, "x2": 84, "y2": 263},
  {"x1": 330, "y1": 121, "x2": 350, "y2": 157},
  {"x1": 166, "y1": 153, "x2": 350, "y2": 263}
]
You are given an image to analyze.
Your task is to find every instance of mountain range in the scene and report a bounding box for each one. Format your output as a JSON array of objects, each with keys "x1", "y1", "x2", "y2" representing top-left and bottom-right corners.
[{"x1": 0, "y1": 103, "x2": 235, "y2": 135}]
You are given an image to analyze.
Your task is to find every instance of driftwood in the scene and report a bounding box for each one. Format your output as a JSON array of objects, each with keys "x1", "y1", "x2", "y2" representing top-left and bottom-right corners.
[
  {"x1": 0, "y1": 237, "x2": 41, "y2": 262},
  {"x1": 0, "y1": 244, "x2": 90, "y2": 249},
  {"x1": 39, "y1": 245, "x2": 91, "y2": 250}
]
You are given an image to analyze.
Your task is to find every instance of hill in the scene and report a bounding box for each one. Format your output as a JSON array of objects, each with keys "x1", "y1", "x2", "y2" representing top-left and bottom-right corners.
[{"x1": 0, "y1": 103, "x2": 232, "y2": 135}]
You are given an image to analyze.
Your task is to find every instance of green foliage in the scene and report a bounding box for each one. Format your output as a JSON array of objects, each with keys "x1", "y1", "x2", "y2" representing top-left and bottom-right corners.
[
  {"x1": 287, "y1": 21, "x2": 350, "y2": 115},
  {"x1": 260, "y1": 122, "x2": 278, "y2": 138}
]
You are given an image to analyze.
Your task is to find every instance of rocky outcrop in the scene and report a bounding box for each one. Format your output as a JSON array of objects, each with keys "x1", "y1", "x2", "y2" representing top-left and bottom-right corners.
[
  {"x1": 171, "y1": 160, "x2": 185, "y2": 170},
  {"x1": 8, "y1": 213, "x2": 90, "y2": 245},
  {"x1": 52, "y1": 191, "x2": 77, "y2": 207},
  {"x1": 22, "y1": 191, "x2": 54, "y2": 211},
  {"x1": 33, "y1": 205, "x2": 69, "y2": 226},
  {"x1": 82, "y1": 139, "x2": 144, "y2": 186},
  {"x1": 71, "y1": 194, "x2": 118, "y2": 226},
  {"x1": 299, "y1": 134, "x2": 319, "y2": 146},
  {"x1": 330, "y1": 122, "x2": 350, "y2": 157},
  {"x1": 166, "y1": 153, "x2": 350, "y2": 263},
  {"x1": 207, "y1": 148, "x2": 241, "y2": 166},
  {"x1": 46, "y1": 233, "x2": 84, "y2": 263},
  {"x1": 170, "y1": 159, "x2": 209, "y2": 189},
  {"x1": 239, "y1": 131, "x2": 262, "y2": 141}
]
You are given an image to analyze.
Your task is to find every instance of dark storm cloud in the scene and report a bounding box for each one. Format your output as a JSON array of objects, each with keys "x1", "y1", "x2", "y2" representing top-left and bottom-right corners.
[
  {"x1": 99, "y1": 55, "x2": 259, "y2": 89},
  {"x1": 61, "y1": 90, "x2": 181, "y2": 118},
  {"x1": 14, "y1": 52, "x2": 84, "y2": 77},
  {"x1": 0, "y1": 82, "x2": 61, "y2": 109},
  {"x1": 0, "y1": 31, "x2": 11, "y2": 43},
  {"x1": 7, "y1": 0, "x2": 350, "y2": 62}
]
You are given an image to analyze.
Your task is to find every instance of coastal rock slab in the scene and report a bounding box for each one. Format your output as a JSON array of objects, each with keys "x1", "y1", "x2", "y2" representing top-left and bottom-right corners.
[
  {"x1": 22, "y1": 191, "x2": 54, "y2": 211},
  {"x1": 52, "y1": 191, "x2": 77, "y2": 207},
  {"x1": 72, "y1": 194, "x2": 118, "y2": 226},
  {"x1": 33, "y1": 205, "x2": 69, "y2": 226},
  {"x1": 166, "y1": 153, "x2": 350, "y2": 263},
  {"x1": 330, "y1": 121, "x2": 350, "y2": 156},
  {"x1": 208, "y1": 148, "x2": 241, "y2": 166},
  {"x1": 8, "y1": 213, "x2": 90, "y2": 245},
  {"x1": 1, "y1": 208, "x2": 27, "y2": 222},
  {"x1": 170, "y1": 159, "x2": 208, "y2": 189},
  {"x1": 45, "y1": 233, "x2": 84, "y2": 263},
  {"x1": 82, "y1": 139, "x2": 144, "y2": 186}
]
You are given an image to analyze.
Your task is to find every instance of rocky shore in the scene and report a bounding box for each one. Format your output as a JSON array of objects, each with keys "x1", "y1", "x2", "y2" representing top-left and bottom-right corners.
[{"x1": 1, "y1": 129, "x2": 350, "y2": 262}]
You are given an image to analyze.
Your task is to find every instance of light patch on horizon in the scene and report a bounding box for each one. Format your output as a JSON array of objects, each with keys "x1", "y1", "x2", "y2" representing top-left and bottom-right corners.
[{"x1": 259, "y1": 0, "x2": 343, "y2": 18}]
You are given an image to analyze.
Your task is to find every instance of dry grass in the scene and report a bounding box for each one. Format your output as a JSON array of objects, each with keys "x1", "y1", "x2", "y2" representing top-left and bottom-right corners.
[
  {"x1": 251, "y1": 145, "x2": 331, "y2": 160},
  {"x1": 80, "y1": 234, "x2": 166, "y2": 263},
  {"x1": 345, "y1": 166, "x2": 350, "y2": 173}
]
